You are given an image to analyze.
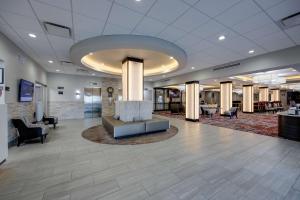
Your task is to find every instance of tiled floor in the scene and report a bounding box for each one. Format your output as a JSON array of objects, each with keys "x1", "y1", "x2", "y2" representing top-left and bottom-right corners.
[{"x1": 1, "y1": 116, "x2": 300, "y2": 200}]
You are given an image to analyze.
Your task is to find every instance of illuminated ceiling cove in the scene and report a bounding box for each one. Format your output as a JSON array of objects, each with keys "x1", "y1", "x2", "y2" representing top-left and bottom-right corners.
[{"x1": 70, "y1": 35, "x2": 187, "y2": 77}]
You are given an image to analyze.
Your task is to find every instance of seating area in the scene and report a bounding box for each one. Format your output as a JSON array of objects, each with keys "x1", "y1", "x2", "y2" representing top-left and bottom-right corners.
[
  {"x1": 102, "y1": 116, "x2": 170, "y2": 138},
  {"x1": 11, "y1": 118, "x2": 49, "y2": 146}
]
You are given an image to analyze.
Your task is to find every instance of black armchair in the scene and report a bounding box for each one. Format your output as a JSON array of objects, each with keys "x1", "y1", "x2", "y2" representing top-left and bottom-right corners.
[
  {"x1": 223, "y1": 107, "x2": 238, "y2": 119},
  {"x1": 12, "y1": 119, "x2": 47, "y2": 146},
  {"x1": 43, "y1": 114, "x2": 58, "y2": 128}
]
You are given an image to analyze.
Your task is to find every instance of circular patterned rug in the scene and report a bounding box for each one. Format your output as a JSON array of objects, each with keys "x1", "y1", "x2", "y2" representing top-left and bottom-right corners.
[{"x1": 82, "y1": 125, "x2": 178, "y2": 145}]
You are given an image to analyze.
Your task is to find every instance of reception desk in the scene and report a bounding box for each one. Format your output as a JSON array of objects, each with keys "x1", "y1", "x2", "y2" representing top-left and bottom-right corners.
[{"x1": 278, "y1": 112, "x2": 300, "y2": 141}]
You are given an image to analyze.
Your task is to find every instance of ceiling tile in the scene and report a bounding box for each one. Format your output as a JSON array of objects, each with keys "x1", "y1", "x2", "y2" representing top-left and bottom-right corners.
[
  {"x1": 266, "y1": 0, "x2": 300, "y2": 21},
  {"x1": 191, "y1": 20, "x2": 226, "y2": 39},
  {"x1": 158, "y1": 25, "x2": 186, "y2": 42},
  {"x1": 134, "y1": 17, "x2": 167, "y2": 36},
  {"x1": 72, "y1": 0, "x2": 112, "y2": 20},
  {"x1": 285, "y1": 26, "x2": 300, "y2": 44},
  {"x1": 0, "y1": 16, "x2": 6, "y2": 25},
  {"x1": 216, "y1": 0, "x2": 261, "y2": 26},
  {"x1": 182, "y1": 0, "x2": 199, "y2": 6},
  {"x1": 103, "y1": 23, "x2": 131, "y2": 35},
  {"x1": 107, "y1": 3, "x2": 143, "y2": 31},
  {"x1": 176, "y1": 35, "x2": 203, "y2": 49},
  {"x1": 73, "y1": 14, "x2": 105, "y2": 41},
  {"x1": 205, "y1": 28, "x2": 239, "y2": 45},
  {"x1": 243, "y1": 22, "x2": 281, "y2": 40},
  {"x1": 254, "y1": 0, "x2": 285, "y2": 10},
  {"x1": 189, "y1": 39, "x2": 216, "y2": 53},
  {"x1": 0, "y1": 0, "x2": 36, "y2": 18},
  {"x1": 172, "y1": 8, "x2": 210, "y2": 32},
  {"x1": 195, "y1": 0, "x2": 241, "y2": 18},
  {"x1": 34, "y1": 0, "x2": 71, "y2": 10},
  {"x1": 48, "y1": 35, "x2": 74, "y2": 60},
  {"x1": 31, "y1": 0, "x2": 72, "y2": 27},
  {"x1": 232, "y1": 12, "x2": 273, "y2": 34},
  {"x1": 14, "y1": 28, "x2": 55, "y2": 57},
  {"x1": 114, "y1": 0, "x2": 156, "y2": 14},
  {"x1": 147, "y1": 0, "x2": 189, "y2": 24},
  {"x1": 218, "y1": 35, "x2": 266, "y2": 54},
  {"x1": 0, "y1": 11, "x2": 44, "y2": 34},
  {"x1": 254, "y1": 31, "x2": 294, "y2": 51}
]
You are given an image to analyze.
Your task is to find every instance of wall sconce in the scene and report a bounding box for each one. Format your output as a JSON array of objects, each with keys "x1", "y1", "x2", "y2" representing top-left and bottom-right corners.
[{"x1": 75, "y1": 90, "x2": 81, "y2": 99}]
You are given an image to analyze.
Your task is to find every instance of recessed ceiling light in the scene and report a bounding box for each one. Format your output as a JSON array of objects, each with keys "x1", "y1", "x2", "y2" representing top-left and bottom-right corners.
[
  {"x1": 248, "y1": 50, "x2": 255, "y2": 54},
  {"x1": 48, "y1": 60, "x2": 53, "y2": 63},
  {"x1": 170, "y1": 56, "x2": 174, "y2": 59},
  {"x1": 56, "y1": 69, "x2": 60, "y2": 72},
  {"x1": 28, "y1": 33, "x2": 37, "y2": 38},
  {"x1": 191, "y1": 67, "x2": 195, "y2": 70},
  {"x1": 89, "y1": 52, "x2": 93, "y2": 55},
  {"x1": 135, "y1": 0, "x2": 141, "y2": 2},
  {"x1": 218, "y1": 35, "x2": 225, "y2": 41}
]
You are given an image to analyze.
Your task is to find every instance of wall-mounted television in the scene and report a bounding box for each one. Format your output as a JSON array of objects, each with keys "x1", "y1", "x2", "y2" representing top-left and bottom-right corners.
[{"x1": 18, "y1": 79, "x2": 34, "y2": 102}]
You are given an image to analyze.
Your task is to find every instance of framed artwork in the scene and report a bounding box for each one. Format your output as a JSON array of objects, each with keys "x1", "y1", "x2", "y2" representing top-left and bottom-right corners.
[{"x1": 0, "y1": 68, "x2": 4, "y2": 84}]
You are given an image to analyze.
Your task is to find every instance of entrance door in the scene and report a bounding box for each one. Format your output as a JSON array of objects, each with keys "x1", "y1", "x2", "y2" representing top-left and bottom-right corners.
[{"x1": 84, "y1": 88, "x2": 101, "y2": 118}]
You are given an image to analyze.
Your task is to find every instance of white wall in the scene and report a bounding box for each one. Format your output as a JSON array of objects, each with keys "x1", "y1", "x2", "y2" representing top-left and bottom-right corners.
[
  {"x1": 0, "y1": 33, "x2": 47, "y2": 103},
  {"x1": 0, "y1": 32, "x2": 47, "y2": 144}
]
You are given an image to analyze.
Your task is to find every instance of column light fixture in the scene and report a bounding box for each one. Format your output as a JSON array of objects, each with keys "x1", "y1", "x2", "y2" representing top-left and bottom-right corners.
[
  {"x1": 242, "y1": 85, "x2": 254, "y2": 113},
  {"x1": 185, "y1": 81, "x2": 199, "y2": 122},
  {"x1": 220, "y1": 81, "x2": 232, "y2": 115},
  {"x1": 122, "y1": 57, "x2": 144, "y2": 101}
]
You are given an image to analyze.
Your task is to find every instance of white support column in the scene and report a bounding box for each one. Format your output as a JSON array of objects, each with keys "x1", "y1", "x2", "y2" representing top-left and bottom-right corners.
[
  {"x1": 271, "y1": 89, "x2": 280, "y2": 102},
  {"x1": 185, "y1": 81, "x2": 199, "y2": 122},
  {"x1": 259, "y1": 87, "x2": 269, "y2": 102},
  {"x1": 243, "y1": 85, "x2": 254, "y2": 113},
  {"x1": 220, "y1": 81, "x2": 232, "y2": 115},
  {"x1": 122, "y1": 57, "x2": 144, "y2": 101}
]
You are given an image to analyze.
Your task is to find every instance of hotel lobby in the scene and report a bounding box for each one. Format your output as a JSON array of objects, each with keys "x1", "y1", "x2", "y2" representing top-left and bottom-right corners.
[{"x1": 1, "y1": 0, "x2": 300, "y2": 199}]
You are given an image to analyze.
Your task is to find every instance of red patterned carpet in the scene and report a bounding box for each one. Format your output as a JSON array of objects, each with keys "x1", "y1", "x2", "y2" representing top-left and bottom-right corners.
[{"x1": 155, "y1": 111, "x2": 278, "y2": 137}]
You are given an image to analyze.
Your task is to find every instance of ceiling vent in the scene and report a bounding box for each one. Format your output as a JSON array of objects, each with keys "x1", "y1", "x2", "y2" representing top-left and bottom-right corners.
[
  {"x1": 44, "y1": 22, "x2": 72, "y2": 38},
  {"x1": 280, "y1": 12, "x2": 300, "y2": 29},
  {"x1": 213, "y1": 62, "x2": 240, "y2": 71}
]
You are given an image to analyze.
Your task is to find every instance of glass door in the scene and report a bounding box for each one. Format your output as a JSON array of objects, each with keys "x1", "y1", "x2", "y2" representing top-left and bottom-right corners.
[{"x1": 84, "y1": 88, "x2": 101, "y2": 118}]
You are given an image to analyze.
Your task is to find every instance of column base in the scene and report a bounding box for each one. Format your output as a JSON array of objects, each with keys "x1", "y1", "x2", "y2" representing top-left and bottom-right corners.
[{"x1": 185, "y1": 118, "x2": 199, "y2": 122}]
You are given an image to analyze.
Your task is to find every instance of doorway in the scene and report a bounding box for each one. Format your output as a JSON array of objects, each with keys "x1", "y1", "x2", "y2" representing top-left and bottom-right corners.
[
  {"x1": 35, "y1": 83, "x2": 47, "y2": 121},
  {"x1": 84, "y1": 88, "x2": 102, "y2": 118}
]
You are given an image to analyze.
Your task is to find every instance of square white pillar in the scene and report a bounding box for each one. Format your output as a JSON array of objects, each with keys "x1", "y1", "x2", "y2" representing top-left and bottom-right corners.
[
  {"x1": 259, "y1": 87, "x2": 269, "y2": 102},
  {"x1": 185, "y1": 81, "x2": 199, "y2": 122},
  {"x1": 220, "y1": 81, "x2": 232, "y2": 115},
  {"x1": 271, "y1": 89, "x2": 280, "y2": 102},
  {"x1": 122, "y1": 57, "x2": 144, "y2": 101},
  {"x1": 243, "y1": 85, "x2": 254, "y2": 113}
]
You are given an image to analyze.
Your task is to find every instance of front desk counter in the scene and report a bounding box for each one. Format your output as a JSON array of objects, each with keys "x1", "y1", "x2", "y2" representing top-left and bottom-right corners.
[{"x1": 278, "y1": 112, "x2": 300, "y2": 141}]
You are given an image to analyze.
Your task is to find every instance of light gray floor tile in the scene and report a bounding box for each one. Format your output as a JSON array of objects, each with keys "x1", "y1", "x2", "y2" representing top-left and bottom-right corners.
[{"x1": 0, "y1": 117, "x2": 300, "y2": 200}]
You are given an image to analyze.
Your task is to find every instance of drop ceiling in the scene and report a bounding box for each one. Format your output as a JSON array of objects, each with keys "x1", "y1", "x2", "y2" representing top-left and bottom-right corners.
[{"x1": 0, "y1": 0, "x2": 299, "y2": 80}]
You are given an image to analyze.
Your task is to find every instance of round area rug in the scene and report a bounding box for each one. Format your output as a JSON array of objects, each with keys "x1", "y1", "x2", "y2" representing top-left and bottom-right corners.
[{"x1": 82, "y1": 125, "x2": 178, "y2": 145}]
